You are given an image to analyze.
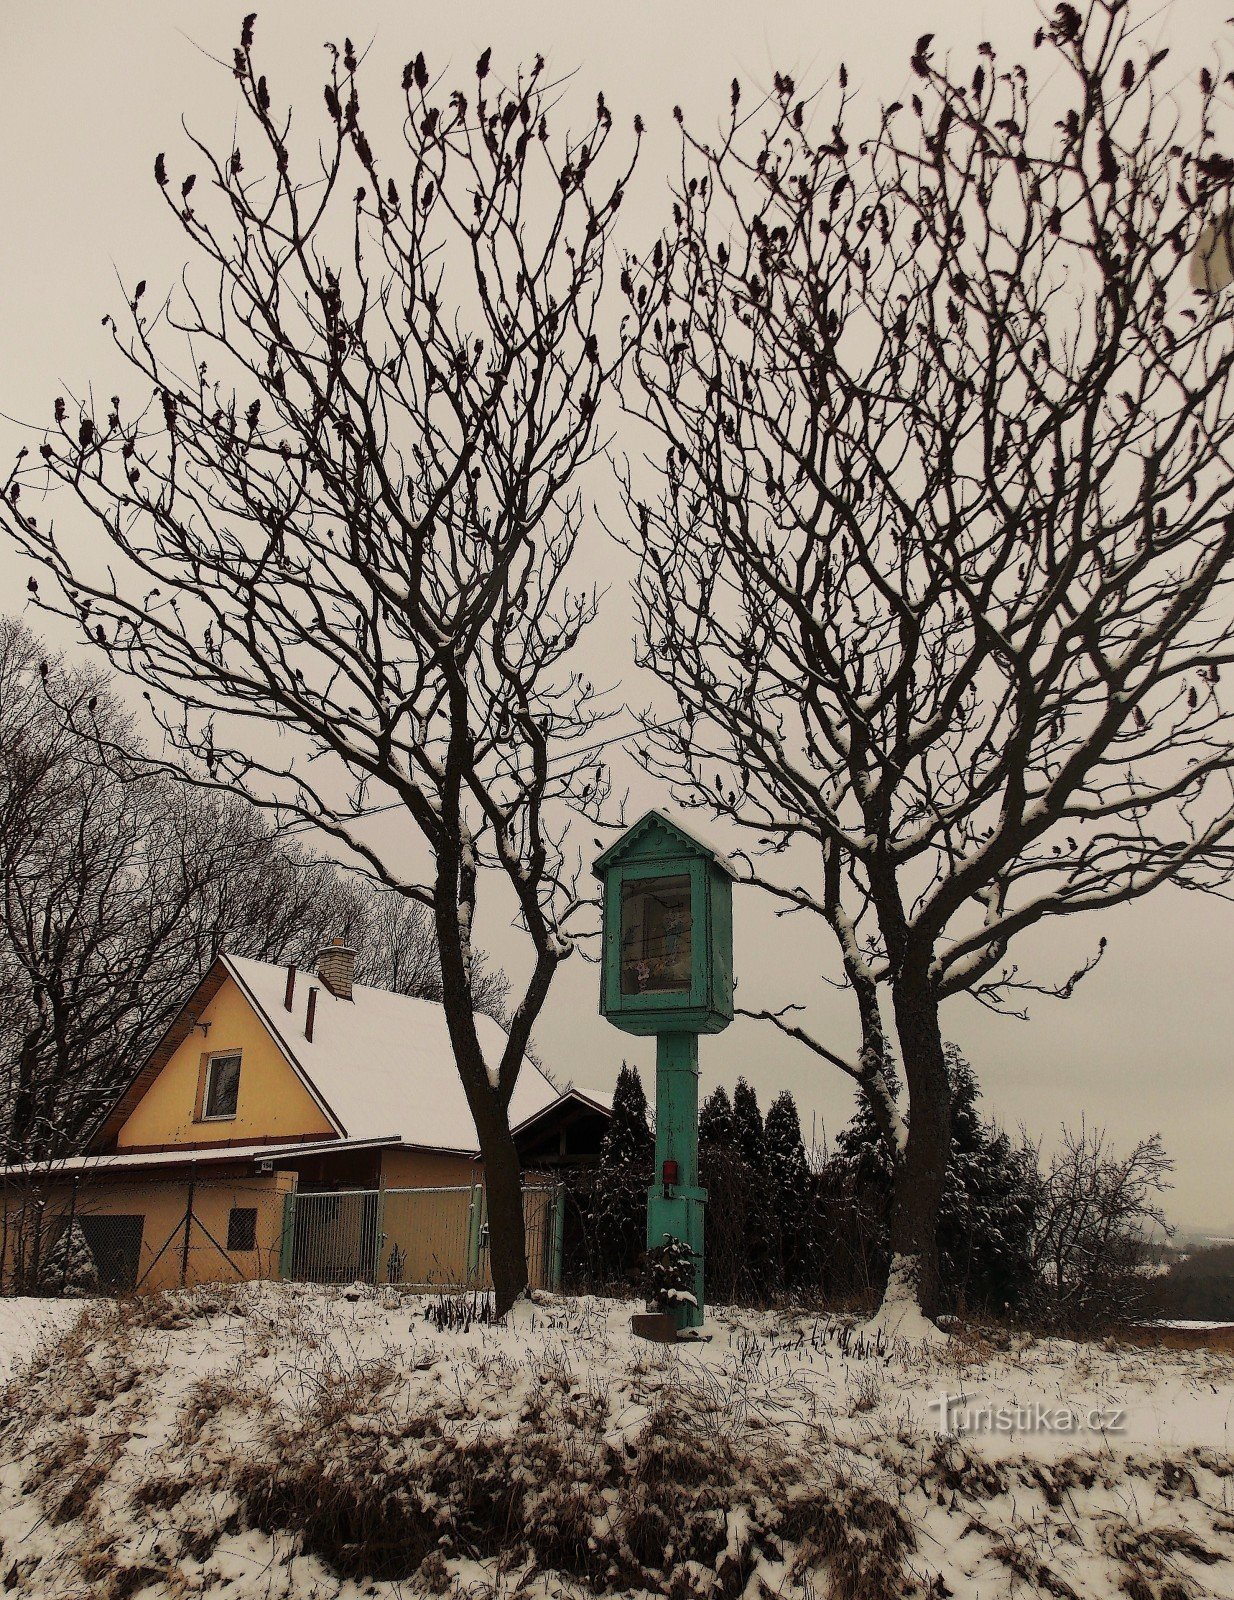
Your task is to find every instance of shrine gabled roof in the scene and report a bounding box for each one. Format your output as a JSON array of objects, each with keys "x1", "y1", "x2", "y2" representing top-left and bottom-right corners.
[{"x1": 591, "y1": 809, "x2": 739, "y2": 880}]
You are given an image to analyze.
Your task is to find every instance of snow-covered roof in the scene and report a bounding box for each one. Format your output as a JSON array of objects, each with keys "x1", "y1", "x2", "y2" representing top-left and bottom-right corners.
[
  {"x1": 0, "y1": 1136, "x2": 401, "y2": 1180},
  {"x1": 591, "y1": 809, "x2": 740, "y2": 880},
  {"x1": 511, "y1": 1084, "x2": 613, "y2": 1136},
  {"x1": 223, "y1": 954, "x2": 561, "y2": 1155}
]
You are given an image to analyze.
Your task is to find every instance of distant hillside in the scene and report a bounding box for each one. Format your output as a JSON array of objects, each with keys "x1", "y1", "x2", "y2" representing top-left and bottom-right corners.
[{"x1": 1146, "y1": 1243, "x2": 1234, "y2": 1321}]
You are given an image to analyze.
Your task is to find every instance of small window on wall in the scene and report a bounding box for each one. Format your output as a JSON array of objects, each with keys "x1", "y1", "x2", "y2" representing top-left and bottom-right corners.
[
  {"x1": 203, "y1": 1053, "x2": 241, "y2": 1120},
  {"x1": 227, "y1": 1207, "x2": 257, "y2": 1252}
]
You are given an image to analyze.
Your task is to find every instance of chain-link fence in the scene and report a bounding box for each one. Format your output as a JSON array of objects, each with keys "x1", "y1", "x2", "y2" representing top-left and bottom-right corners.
[
  {"x1": 1, "y1": 1174, "x2": 292, "y2": 1295},
  {"x1": 2, "y1": 1173, "x2": 564, "y2": 1297},
  {"x1": 284, "y1": 1182, "x2": 562, "y2": 1291}
]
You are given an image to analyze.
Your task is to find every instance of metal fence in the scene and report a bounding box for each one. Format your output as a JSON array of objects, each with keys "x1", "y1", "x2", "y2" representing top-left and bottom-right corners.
[
  {"x1": 1, "y1": 1175, "x2": 564, "y2": 1296},
  {"x1": 0, "y1": 1175, "x2": 290, "y2": 1295},
  {"x1": 283, "y1": 1183, "x2": 563, "y2": 1292}
]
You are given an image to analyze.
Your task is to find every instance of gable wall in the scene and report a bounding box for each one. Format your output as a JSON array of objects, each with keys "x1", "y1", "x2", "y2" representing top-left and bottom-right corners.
[
  {"x1": 115, "y1": 975, "x2": 336, "y2": 1149},
  {"x1": 377, "y1": 1147, "x2": 478, "y2": 1189}
]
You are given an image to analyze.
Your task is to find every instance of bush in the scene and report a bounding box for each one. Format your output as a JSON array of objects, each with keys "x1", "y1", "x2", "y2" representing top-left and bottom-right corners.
[
  {"x1": 37, "y1": 1219, "x2": 100, "y2": 1298},
  {"x1": 642, "y1": 1236, "x2": 696, "y2": 1313},
  {"x1": 1024, "y1": 1123, "x2": 1173, "y2": 1333}
]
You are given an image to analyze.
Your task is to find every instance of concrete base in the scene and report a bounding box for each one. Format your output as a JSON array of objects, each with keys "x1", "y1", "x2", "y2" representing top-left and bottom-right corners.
[{"x1": 630, "y1": 1311, "x2": 680, "y2": 1343}]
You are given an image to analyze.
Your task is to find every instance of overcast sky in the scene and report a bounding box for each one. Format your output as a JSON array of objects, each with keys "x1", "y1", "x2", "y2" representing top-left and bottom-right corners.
[{"x1": 2, "y1": 0, "x2": 1233, "y2": 1232}]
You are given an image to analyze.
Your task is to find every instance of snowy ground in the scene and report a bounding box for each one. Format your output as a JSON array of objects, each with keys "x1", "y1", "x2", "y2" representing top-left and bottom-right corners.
[
  {"x1": 0, "y1": 1294, "x2": 89, "y2": 1379},
  {"x1": 1, "y1": 1285, "x2": 1233, "y2": 1598}
]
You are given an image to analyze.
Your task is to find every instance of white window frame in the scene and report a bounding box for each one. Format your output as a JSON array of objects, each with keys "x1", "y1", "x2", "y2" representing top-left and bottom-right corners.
[{"x1": 201, "y1": 1051, "x2": 242, "y2": 1121}]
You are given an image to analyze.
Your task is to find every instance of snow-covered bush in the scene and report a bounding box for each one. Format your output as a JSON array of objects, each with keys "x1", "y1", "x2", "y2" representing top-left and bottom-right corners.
[
  {"x1": 37, "y1": 1220, "x2": 100, "y2": 1298},
  {"x1": 642, "y1": 1235, "x2": 696, "y2": 1313}
]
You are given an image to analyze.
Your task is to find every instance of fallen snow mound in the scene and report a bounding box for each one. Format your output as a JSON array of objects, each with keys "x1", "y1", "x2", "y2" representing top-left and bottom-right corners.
[{"x1": 1, "y1": 1286, "x2": 1233, "y2": 1599}]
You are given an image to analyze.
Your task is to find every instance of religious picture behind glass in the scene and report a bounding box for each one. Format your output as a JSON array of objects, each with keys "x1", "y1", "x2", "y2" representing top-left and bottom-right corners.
[{"x1": 620, "y1": 875, "x2": 693, "y2": 995}]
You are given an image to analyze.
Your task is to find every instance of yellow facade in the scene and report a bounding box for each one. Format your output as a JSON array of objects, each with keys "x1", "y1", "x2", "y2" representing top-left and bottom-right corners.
[
  {"x1": 1, "y1": 1169, "x2": 295, "y2": 1292},
  {"x1": 116, "y1": 975, "x2": 334, "y2": 1149},
  {"x1": 379, "y1": 1148, "x2": 477, "y2": 1188}
]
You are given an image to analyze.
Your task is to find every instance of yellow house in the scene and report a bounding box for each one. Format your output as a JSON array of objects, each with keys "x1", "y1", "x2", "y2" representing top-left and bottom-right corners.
[{"x1": 1, "y1": 942, "x2": 609, "y2": 1294}]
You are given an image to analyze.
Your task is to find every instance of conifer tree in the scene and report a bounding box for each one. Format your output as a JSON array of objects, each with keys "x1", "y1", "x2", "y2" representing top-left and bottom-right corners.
[
  {"x1": 731, "y1": 1077, "x2": 780, "y2": 1295},
  {"x1": 601, "y1": 1063, "x2": 654, "y2": 1167},
  {"x1": 591, "y1": 1064, "x2": 654, "y2": 1281},
  {"x1": 765, "y1": 1090, "x2": 818, "y2": 1291},
  {"x1": 699, "y1": 1085, "x2": 736, "y2": 1148},
  {"x1": 38, "y1": 1219, "x2": 100, "y2": 1297},
  {"x1": 825, "y1": 1046, "x2": 1037, "y2": 1314},
  {"x1": 937, "y1": 1050, "x2": 1037, "y2": 1315},
  {"x1": 731, "y1": 1078, "x2": 768, "y2": 1173}
]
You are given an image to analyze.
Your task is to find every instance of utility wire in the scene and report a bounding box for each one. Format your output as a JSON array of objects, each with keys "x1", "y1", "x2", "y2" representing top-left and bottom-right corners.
[{"x1": 278, "y1": 713, "x2": 680, "y2": 837}]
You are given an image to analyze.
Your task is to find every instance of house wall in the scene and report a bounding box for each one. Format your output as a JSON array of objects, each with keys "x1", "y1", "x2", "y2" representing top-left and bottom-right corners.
[
  {"x1": 377, "y1": 1147, "x2": 478, "y2": 1190},
  {"x1": 115, "y1": 976, "x2": 335, "y2": 1149},
  {"x1": 1, "y1": 1168, "x2": 295, "y2": 1293},
  {"x1": 367, "y1": 1148, "x2": 481, "y2": 1288},
  {"x1": 3, "y1": 1157, "x2": 561, "y2": 1295}
]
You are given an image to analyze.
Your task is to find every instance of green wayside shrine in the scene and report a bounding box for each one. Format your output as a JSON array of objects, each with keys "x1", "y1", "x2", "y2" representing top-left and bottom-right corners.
[{"x1": 593, "y1": 811, "x2": 735, "y2": 1332}]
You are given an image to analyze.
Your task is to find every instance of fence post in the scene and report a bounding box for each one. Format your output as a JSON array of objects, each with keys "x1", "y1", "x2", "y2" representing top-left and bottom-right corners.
[
  {"x1": 179, "y1": 1177, "x2": 196, "y2": 1288},
  {"x1": 278, "y1": 1189, "x2": 296, "y2": 1280},
  {"x1": 550, "y1": 1181, "x2": 566, "y2": 1292},
  {"x1": 466, "y1": 1184, "x2": 484, "y2": 1281},
  {"x1": 373, "y1": 1183, "x2": 386, "y2": 1286}
]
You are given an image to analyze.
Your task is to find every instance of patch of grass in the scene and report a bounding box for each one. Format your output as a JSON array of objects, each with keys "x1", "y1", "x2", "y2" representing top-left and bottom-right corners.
[
  {"x1": 220, "y1": 1343, "x2": 914, "y2": 1597},
  {"x1": 77, "y1": 1550, "x2": 171, "y2": 1600},
  {"x1": 1102, "y1": 1519, "x2": 1226, "y2": 1600},
  {"x1": 112, "y1": 1284, "x2": 245, "y2": 1331},
  {"x1": 848, "y1": 1368, "x2": 883, "y2": 1415},
  {"x1": 423, "y1": 1288, "x2": 499, "y2": 1332},
  {"x1": 25, "y1": 1425, "x2": 127, "y2": 1527},
  {"x1": 927, "y1": 1437, "x2": 1009, "y2": 1500},
  {"x1": 989, "y1": 1536, "x2": 1082, "y2": 1600},
  {"x1": 166, "y1": 1365, "x2": 266, "y2": 1451},
  {"x1": 781, "y1": 1479, "x2": 916, "y2": 1600}
]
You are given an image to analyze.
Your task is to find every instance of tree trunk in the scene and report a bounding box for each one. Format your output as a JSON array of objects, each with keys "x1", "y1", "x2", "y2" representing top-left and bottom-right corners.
[
  {"x1": 883, "y1": 958, "x2": 951, "y2": 1320},
  {"x1": 470, "y1": 1093, "x2": 530, "y2": 1317}
]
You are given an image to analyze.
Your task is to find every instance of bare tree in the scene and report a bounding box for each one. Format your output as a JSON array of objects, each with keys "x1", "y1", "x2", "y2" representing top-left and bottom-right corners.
[
  {"x1": 0, "y1": 617, "x2": 202, "y2": 1166},
  {"x1": 620, "y1": 1, "x2": 1234, "y2": 1318},
  {"x1": 0, "y1": 617, "x2": 471, "y2": 1181},
  {"x1": 1025, "y1": 1121, "x2": 1173, "y2": 1331},
  {"x1": 2, "y1": 21, "x2": 635, "y2": 1311}
]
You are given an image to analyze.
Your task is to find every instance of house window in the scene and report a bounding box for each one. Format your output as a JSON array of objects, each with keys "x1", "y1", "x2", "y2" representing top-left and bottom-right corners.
[
  {"x1": 227, "y1": 1207, "x2": 257, "y2": 1252},
  {"x1": 202, "y1": 1053, "x2": 241, "y2": 1120}
]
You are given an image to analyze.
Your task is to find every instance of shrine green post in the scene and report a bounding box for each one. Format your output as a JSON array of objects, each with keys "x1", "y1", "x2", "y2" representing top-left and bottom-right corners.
[
  {"x1": 593, "y1": 811, "x2": 736, "y2": 1333},
  {"x1": 646, "y1": 1032, "x2": 705, "y2": 1325}
]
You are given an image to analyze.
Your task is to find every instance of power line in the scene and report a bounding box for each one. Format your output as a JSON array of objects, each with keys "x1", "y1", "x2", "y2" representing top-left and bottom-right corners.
[{"x1": 279, "y1": 713, "x2": 680, "y2": 837}]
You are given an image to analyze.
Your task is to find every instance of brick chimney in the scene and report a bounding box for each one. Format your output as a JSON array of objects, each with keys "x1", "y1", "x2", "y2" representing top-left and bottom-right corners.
[{"x1": 316, "y1": 937, "x2": 356, "y2": 1002}]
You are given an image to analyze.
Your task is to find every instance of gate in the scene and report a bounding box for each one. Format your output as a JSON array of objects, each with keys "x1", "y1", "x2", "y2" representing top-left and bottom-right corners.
[{"x1": 283, "y1": 1182, "x2": 564, "y2": 1291}]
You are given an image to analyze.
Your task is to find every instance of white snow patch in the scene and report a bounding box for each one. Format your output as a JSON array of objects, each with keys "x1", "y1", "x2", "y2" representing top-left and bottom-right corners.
[
  {"x1": 1150, "y1": 1318, "x2": 1234, "y2": 1330},
  {"x1": 0, "y1": 1297, "x2": 82, "y2": 1380},
  {"x1": 863, "y1": 1254, "x2": 949, "y2": 1347}
]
